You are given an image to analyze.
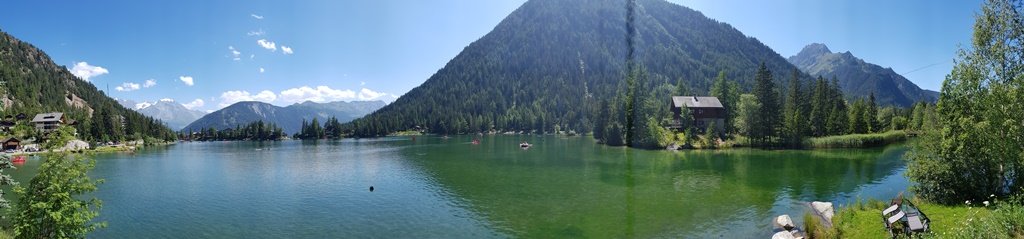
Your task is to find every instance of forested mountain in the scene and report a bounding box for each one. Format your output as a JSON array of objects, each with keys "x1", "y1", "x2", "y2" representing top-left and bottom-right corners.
[
  {"x1": 788, "y1": 43, "x2": 939, "y2": 107},
  {"x1": 136, "y1": 100, "x2": 206, "y2": 130},
  {"x1": 0, "y1": 29, "x2": 177, "y2": 141},
  {"x1": 183, "y1": 100, "x2": 385, "y2": 134},
  {"x1": 342, "y1": 0, "x2": 819, "y2": 137}
]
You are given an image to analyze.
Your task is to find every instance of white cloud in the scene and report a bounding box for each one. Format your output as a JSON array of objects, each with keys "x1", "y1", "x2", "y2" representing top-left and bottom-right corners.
[
  {"x1": 278, "y1": 86, "x2": 356, "y2": 104},
  {"x1": 257, "y1": 39, "x2": 276, "y2": 51},
  {"x1": 218, "y1": 90, "x2": 278, "y2": 107},
  {"x1": 259, "y1": 67, "x2": 265, "y2": 73},
  {"x1": 115, "y1": 82, "x2": 141, "y2": 92},
  {"x1": 159, "y1": 98, "x2": 174, "y2": 102},
  {"x1": 182, "y1": 99, "x2": 205, "y2": 110},
  {"x1": 179, "y1": 76, "x2": 194, "y2": 86},
  {"x1": 143, "y1": 79, "x2": 157, "y2": 88},
  {"x1": 247, "y1": 29, "x2": 265, "y2": 36},
  {"x1": 358, "y1": 88, "x2": 387, "y2": 100},
  {"x1": 360, "y1": 81, "x2": 366, "y2": 86},
  {"x1": 135, "y1": 102, "x2": 153, "y2": 110},
  {"x1": 70, "y1": 62, "x2": 109, "y2": 81},
  {"x1": 250, "y1": 14, "x2": 264, "y2": 20},
  {"x1": 228, "y1": 46, "x2": 241, "y2": 61},
  {"x1": 250, "y1": 54, "x2": 255, "y2": 60},
  {"x1": 281, "y1": 46, "x2": 293, "y2": 55}
]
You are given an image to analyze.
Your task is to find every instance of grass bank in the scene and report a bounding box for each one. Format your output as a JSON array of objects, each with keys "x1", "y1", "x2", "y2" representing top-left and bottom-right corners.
[
  {"x1": 807, "y1": 196, "x2": 1024, "y2": 238},
  {"x1": 805, "y1": 130, "x2": 907, "y2": 149}
]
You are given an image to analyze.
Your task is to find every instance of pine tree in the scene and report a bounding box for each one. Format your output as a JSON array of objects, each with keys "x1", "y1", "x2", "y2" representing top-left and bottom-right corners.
[
  {"x1": 848, "y1": 99, "x2": 867, "y2": 134},
  {"x1": 825, "y1": 78, "x2": 848, "y2": 135},
  {"x1": 751, "y1": 62, "x2": 780, "y2": 146},
  {"x1": 865, "y1": 92, "x2": 879, "y2": 133},
  {"x1": 782, "y1": 69, "x2": 805, "y2": 147},
  {"x1": 710, "y1": 71, "x2": 740, "y2": 135}
]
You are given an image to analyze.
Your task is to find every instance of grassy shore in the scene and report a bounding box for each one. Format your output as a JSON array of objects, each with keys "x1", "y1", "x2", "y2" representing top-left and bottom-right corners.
[
  {"x1": 805, "y1": 130, "x2": 907, "y2": 149},
  {"x1": 807, "y1": 196, "x2": 1024, "y2": 238}
]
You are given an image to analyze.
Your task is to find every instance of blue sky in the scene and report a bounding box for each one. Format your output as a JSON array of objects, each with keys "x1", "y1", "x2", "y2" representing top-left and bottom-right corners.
[{"x1": 0, "y1": 0, "x2": 977, "y2": 112}]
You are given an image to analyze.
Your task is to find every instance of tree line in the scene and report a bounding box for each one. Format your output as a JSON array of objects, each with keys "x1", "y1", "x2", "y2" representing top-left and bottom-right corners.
[
  {"x1": 591, "y1": 61, "x2": 935, "y2": 149},
  {"x1": 181, "y1": 120, "x2": 285, "y2": 141},
  {"x1": 294, "y1": 117, "x2": 345, "y2": 139}
]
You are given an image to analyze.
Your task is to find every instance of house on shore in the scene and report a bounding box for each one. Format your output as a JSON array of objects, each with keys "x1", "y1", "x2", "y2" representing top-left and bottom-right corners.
[
  {"x1": 0, "y1": 115, "x2": 15, "y2": 132},
  {"x1": 2, "y1": 137, "x2": 20, "y2": 151},
  {"x1": 30, "y1": 112, "x2": 66, "y2": 134},
  {"x1": 670, "y1": 96, "x2": 725, "y2": 132}
]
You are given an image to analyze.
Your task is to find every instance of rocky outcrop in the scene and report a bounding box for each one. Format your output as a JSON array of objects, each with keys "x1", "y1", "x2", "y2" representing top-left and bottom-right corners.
[
  {"x1": 61, "y1": 140, "x2": 89, "y2": 151},
  {"x1": 64, "y1": 92, "x2": 94, "y2": 116}
]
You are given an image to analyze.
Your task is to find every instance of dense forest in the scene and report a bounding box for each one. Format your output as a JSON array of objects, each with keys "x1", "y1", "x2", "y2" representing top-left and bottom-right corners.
[
  {"x1": 341, "y1": 0, "x2": 817, "y2": 137},
  {"x1": 0, "y1": 29, "x2": 176, "y2": 142},
  {"x1": 591, "y1": 61, "x2": 935, "y2": 149}
]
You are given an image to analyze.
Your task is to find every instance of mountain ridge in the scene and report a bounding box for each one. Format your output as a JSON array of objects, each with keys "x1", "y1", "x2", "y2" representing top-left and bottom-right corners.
[
  {"x1": 788, "y1": 43, "x2": 939, "y2": 107},
  {"x1": 342, "y1": 0, "x2": 819, "y2": 137},
  {"x1": 183, "y1": 100, "x2": 385, "y2": 134},
  {"x1": 136, "y1": 100, "x2": 207, "y2": 130}
]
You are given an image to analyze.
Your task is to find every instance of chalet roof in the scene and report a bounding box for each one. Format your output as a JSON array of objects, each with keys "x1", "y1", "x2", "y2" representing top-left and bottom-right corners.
[
  {"x1": 1, "y1": 137, "x2": 19, "y2": 143},
  {"x1": 30, "y1": 112, "x2": 64, "y2": 123},
  {"x1": 672, "y1": 96, "x2": 724, "y2": 108}
]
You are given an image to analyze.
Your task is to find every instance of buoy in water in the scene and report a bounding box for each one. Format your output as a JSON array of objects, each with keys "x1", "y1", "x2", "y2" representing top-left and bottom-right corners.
[{"x1": 369, "y1": 186, "x2": 374, "y2": 192}]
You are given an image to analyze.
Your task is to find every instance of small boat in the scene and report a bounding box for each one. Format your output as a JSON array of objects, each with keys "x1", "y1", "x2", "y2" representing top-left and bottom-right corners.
[
  {"x1": 519, "y1": 142, "x2": 532, "y2": 148},
  {"x1": 472, "y1": 139, "x2": 480, "y2": 145},
  {"x1": 11, "y1": 156, "x2": 26, "y2": 163}
]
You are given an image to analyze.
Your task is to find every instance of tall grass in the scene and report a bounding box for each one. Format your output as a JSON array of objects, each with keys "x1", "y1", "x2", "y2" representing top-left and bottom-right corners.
[{"x1": 806, "y1": 130, "x2": 907, "y2": 148}]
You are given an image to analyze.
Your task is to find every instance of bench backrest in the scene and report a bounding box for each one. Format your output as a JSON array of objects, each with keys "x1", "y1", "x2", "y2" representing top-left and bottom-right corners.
[
  {"x1": 882, "y1": 204, "x2": 899, "y2": 216},
  {"x1": 887, "y1": 211, "x2": 905, "y2": 224}
]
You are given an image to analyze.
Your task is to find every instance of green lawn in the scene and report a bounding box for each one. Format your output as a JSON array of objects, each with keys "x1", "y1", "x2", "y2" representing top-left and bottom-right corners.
[{"x1": 815, "y1": 197, "x2": 1022, "y2": 238}]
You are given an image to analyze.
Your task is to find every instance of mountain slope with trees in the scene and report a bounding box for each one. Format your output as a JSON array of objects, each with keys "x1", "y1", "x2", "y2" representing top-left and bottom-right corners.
[
  {"x1": 343, "y1": 0, "x2": 822, "y2": 137},
  {"x1": 0, "y1": 29, "x2": 176, "y2": 142},
  {"x1": 788, "y1": 43, "x2": 939, "y2": 107}
]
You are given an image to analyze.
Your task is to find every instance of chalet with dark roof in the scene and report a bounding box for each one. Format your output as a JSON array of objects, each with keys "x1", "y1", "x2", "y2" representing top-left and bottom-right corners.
[{"x1": 670, "y1": 96, "x2": 725, "y2": 132}]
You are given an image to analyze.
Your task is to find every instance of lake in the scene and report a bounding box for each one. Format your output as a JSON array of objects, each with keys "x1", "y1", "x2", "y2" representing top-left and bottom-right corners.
[{"x1": 3, "y1": 135, "x2": 911, "y2": 238}]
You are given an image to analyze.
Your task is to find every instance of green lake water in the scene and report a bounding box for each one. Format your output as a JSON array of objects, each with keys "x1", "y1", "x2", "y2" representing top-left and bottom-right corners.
[{"x1": 3, "y1": 135, "x2": 911, "y2": 238}]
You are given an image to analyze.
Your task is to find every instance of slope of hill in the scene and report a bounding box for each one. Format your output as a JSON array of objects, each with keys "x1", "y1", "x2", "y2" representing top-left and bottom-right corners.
[
  {"x1": 136, "y1": 100, "x2": 206, "y2": 130},
  {"x1": 342, "y1": 0, "x2": 819, "y2": 137},
  {"x1": 183, "y1": 100, "x2": 385, "y2": 134},
  {"x1": 788, "y1": 43, "x2": 939, "y2": 107},
  {"x1": 0, "y1": 29, "x2": 176, "y2": 141}
]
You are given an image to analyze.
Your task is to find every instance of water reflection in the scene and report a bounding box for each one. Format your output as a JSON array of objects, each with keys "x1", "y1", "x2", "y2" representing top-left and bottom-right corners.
[{"x1": 406, "y1": 135, "x2": 909, "y2": 238}]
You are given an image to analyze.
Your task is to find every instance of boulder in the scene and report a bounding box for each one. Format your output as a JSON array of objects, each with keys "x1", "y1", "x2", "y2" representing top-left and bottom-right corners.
[
  {"x1": 775, "y1": 215, "x2": 795, "y2": 231},
  {"x1": 811, "y1": 201, "x2": 835, "y2": 222},
  {"x1": 771, "y1": 231, "x2": 797, "y2": 239},
  {"x1": 61, "y1": 140, "x2": 90, "y2": 151}
]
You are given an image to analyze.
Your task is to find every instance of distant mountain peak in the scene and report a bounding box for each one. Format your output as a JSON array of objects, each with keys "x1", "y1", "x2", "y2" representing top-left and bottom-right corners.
[
  {"x1": 136, "y1": 100, "x2": 207, "y2": 130},
  {"x1": 788, "y1": 42, "x2": 938, "y2": 107},
  {"x1": 802, "y1": 43, "x2": 832, "y2": 55},
  {"x1": 789, "y1": 43, "x2": 833, "y2": 67}
]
